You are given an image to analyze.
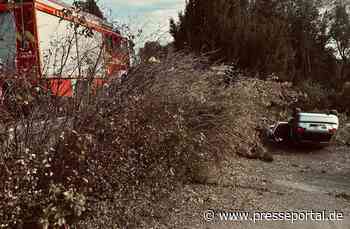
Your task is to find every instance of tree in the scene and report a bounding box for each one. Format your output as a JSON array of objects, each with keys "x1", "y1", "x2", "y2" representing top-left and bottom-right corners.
[
  {"x1": 169, "y1": 0, "x2": 338, "y2": 83},
  {"x1": 74, "y1": 0, "x2": 104, "y2": 19},
  {"x1": 329, "y1": 1, "x2": 350, "y2": 80},
  {"x1": 139, "y1": 41, "x2": 163, "y2": 63}
]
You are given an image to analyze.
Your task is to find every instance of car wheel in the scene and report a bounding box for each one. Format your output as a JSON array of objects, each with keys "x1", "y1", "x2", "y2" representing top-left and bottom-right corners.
[{"x1": 329, "y1": 109, "x2": 338, "y2": 116}]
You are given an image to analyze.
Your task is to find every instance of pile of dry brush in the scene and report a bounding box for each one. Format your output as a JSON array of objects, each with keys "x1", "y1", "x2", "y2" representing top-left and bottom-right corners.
[{"x1": 0, "y1": 53, "x2": 340, "y2": 228}]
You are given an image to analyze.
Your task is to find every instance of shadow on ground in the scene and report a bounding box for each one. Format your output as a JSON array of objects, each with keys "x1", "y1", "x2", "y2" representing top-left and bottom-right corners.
[{"x1": 265, "y1": 140, "x2": 329, "y2": 155}]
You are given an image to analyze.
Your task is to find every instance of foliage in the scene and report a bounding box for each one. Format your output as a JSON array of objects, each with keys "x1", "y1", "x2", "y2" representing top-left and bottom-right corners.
[
  {"x1": 139, "y1": 41, "x2": 164, "y2": 63},
  {"x1": 329, "y1": 0, "x2": 350, "y2": 81},
  {"x1": 169, "y1": 0, "x2": 339, "y2": 84},
  {"x1": 330, "y1": 1, "x2": 350, "y2": 62},
  {"x1": 296, "y1": 79, "x2": 335, "y2": 110},
  {"x1": 73, "y1": 0, "x2": 104, "y2": 19}
]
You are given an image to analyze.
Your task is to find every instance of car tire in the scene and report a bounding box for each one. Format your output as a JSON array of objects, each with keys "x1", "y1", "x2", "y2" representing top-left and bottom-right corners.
[{"x1": 329, "y1": 109, "x2": 338, "y2": 116}]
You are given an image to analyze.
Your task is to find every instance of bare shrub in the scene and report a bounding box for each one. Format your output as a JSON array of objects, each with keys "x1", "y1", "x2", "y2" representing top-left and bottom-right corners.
[
  {"x1": 296, "y1": 79, "x2": 336, "y2": 110},
  {"x1": 0, "y1": 53, "x2": 228, "y2": 228},
  {"x1": 337, "y1": 82, "x2": 350, "y2": 113},
  {"x1": 0, "y1": 52, "x2": 309, "y2": 228},
  {"x1": 335, "y1": 114, "x2": 350, "y2": 146}
]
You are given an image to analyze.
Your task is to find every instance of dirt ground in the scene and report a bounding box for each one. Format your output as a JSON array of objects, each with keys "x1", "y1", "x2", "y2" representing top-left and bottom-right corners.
[{"x1": 157, "y1": 145, "x2": 350, "y2": 229}]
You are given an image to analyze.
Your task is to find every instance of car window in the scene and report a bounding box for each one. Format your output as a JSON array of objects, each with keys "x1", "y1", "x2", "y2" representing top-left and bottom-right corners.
[{"x1": 0, "y1": 11, "x2": 16, "y2": 71}]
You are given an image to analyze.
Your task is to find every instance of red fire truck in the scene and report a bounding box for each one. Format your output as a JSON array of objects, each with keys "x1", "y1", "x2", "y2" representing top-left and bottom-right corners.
[{"x1": 0, "y1": 0, "x2": 129, "y2": 98}]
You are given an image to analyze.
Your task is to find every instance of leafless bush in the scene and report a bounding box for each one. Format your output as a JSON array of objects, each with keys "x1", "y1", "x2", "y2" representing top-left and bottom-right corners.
[
  {"x1": 0, "y1": 52, "x2": 227, "y2": 228},
  {"x1": 296, "y1": 79, "x2": 336, "y2": 110},
  {"x1": 337, "y1": 82, "x2": 350, "y2": 113},
  {"x1": 1, "y1": 51, "x2": 309, "y2": 228},
  {"x1": 335, "y1": 114, "x2": 350, "y2": 146}
]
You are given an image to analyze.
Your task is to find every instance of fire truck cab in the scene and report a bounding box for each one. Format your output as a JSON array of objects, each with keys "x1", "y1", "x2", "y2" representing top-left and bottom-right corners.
[{"x1": 0, "y1": 0, "x2": 129, "y2": 98}]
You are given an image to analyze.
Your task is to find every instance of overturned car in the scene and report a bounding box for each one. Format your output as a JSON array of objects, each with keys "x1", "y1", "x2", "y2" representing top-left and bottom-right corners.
[{"x1": 268, "y1": 110, "x2": 339, "y2": 146}]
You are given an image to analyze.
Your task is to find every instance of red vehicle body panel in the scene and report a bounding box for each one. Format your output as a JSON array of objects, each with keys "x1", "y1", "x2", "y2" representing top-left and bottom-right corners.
[{"x1": 0, "y1": 0, "x2": 129, "y2": 97}]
